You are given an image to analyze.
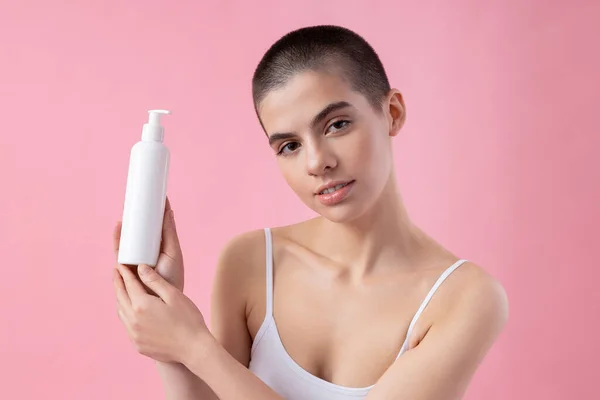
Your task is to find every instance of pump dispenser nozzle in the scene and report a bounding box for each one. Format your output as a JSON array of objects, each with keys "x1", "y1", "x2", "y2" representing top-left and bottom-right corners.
[{"x1": 142, "y1": 109, "x2": 171, "y2": 141}]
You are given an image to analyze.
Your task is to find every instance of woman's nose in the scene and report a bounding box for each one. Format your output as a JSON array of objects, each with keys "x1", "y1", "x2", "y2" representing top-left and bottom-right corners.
[{"x1": 305, "y1": 142, "x2": 337, "y2": 176}]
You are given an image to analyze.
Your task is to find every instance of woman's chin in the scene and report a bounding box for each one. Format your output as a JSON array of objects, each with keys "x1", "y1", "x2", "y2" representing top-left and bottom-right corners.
[{"x1": 312, "y1": 201, "x2": 368, "y2": 224}]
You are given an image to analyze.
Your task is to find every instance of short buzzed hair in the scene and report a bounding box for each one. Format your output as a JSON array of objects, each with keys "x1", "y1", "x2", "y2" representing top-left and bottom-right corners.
[{"x1": 252, "y1": 25, "x2": 391, "y2": 113}]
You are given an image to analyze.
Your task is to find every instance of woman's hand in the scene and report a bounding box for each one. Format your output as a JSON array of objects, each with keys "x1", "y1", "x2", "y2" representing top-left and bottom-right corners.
[
  {"x1": 113, "y1": 196, "x2": 185, "y2": 293},
  {"x1": 113, "y1": 262, "x2": 211, "y2": 364},
  {"x1": 112, "y1": 196, "x2": 207, "y2": 363}
]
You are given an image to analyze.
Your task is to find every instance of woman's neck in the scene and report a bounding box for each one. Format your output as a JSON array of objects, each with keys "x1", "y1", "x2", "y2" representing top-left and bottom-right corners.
[{"x1": 313, "y1": 173, "x2": 435, "y2": 278}]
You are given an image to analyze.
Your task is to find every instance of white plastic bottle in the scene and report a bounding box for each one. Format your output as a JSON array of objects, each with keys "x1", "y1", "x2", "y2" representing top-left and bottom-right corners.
[{"x1": 118, "y1": 109, "x2": 171, "y2": 267}]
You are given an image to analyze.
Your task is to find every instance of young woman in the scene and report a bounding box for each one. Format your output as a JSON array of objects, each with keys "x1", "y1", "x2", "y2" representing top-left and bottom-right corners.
[{"x1": 112, "y1": 25, "x2": 508, "y2": 400}]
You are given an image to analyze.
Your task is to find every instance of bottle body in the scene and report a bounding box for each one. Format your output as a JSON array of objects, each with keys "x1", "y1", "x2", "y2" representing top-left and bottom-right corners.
[{"x1": 118, "y1": 140, "x2": 170, "y2": 267}]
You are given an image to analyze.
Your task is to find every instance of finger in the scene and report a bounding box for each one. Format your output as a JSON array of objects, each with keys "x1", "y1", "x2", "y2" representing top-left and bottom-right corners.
[
  {"x1": 161, "y1": 197, "x2": 181, "y2": 260},
  {"x1": 165, "y1": 195, "x2": 172, "y2": 212},
  {"x1": 113, "y1": 221, "x2": 122, "y2": 257},
  {"x1": 138, "y1": 264, "x2": 176, "y2": 303},
  {"x1": 120, "y1": 264, "x2": 158, "y2": 297},
  {"x1": 113, "y1": 268, "x2": 132, "y2": 313},
  {"x1": 117, "y1": 263, "x2": 149, "y2": 304},
  {"x1": 117, "y1": 307, "x2": 135, "y2": 339},
  {"x1": 117, "y1": 308, "x2": 131, "y2": 332},
  {"x1": 117, "y1": 307, "x2": 125, "y2": 323}
]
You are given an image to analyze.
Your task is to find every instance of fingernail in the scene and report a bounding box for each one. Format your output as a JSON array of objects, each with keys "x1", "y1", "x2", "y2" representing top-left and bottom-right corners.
[
  {"x1": 139, "y1": 264, "x2": 151, "y2": 275},
  {"x1": 169, "y1": 210, "x2": 175, "y2": 223}
]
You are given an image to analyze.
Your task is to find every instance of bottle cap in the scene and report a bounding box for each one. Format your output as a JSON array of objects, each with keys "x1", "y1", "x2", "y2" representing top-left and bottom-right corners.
[{"x1": 142, "y1": 109, "x2": 171, "y2": 141}]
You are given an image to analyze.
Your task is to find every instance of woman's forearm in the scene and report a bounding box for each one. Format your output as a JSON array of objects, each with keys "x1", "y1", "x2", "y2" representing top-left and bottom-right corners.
[
  {"x1": 183, "y1": 333, "x2": 283, "y2": 400},
  {"x1": 155, "y1": 361, "x2": 219, "y2": 400}
]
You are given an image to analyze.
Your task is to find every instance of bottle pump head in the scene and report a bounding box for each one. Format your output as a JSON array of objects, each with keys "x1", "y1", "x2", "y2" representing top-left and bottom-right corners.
[{"x1": 142, "y1": 109, "x2": 171, "y2": 141}]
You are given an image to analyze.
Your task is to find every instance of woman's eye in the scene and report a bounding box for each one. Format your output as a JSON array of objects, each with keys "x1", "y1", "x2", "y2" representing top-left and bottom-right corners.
[
  {"x1": 278, "y1": 142, "x2": 300, "y2": 155},
  {"x1": 327, "y1": 120, "x2": 351, "y2": 133}
]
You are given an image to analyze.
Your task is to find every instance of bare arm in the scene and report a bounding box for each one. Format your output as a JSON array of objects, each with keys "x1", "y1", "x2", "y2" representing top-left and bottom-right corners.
[
  {"x1": 155, "y1": 230, "x2": 260, "y2": 400},
  {"x1": 364, "y1": 268, "x2": 509, "y2": 400},
  {"x1": 184, "y1": 335, "x2": 284, "y2": 400},
  {"x1": 155, "y1": 362, "x2": 217, "y2": 400}
]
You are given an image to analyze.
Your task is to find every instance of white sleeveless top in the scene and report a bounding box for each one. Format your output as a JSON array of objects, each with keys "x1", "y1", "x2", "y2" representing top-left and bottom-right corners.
[{"x1": 249, "y1": 228, "x2": 468, "y2": 399}]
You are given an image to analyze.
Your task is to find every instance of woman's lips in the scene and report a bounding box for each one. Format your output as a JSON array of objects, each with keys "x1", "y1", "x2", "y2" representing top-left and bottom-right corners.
[{"x1": 315, "y1": 180, "x2": 355, "y2": 206}]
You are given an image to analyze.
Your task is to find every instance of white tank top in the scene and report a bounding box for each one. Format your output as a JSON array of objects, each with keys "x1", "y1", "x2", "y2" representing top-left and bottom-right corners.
[{"x1": 249, "y1": 228, "x2": 468, "y2": 399}]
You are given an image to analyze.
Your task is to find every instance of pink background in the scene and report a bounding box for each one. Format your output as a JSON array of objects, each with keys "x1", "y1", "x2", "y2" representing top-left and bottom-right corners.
[{"x1": 1, "y1": 1, "x2": 598, "y2": 398}]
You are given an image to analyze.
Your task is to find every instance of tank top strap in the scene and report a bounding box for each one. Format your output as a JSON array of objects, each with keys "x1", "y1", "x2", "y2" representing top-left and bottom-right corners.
[
  {"x1": 396, "y1": 258, "x2": 469, "y2": 358},
  {"x1": 264, "y1": 228, "x2": 274, "y2": 317}
]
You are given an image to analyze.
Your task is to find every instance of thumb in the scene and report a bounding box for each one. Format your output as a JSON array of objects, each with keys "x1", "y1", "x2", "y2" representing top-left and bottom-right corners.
[
  {"x1": 138, "y1": 264, "x2": 176, "y2": 302},
  {"x1": 162, "y1": 207, "x2": 181, "y2": 259}
]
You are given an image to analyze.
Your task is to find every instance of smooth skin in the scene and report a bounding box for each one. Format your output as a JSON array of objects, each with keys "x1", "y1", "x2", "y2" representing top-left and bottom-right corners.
[{"x1": 113, "y1": 70, "x2": 509, "y2": 400}]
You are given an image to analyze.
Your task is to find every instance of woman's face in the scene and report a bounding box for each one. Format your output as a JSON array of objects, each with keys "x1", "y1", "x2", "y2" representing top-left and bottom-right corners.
[{"x1": 257, "y1": 70, "x2": 405, "y2": 223}]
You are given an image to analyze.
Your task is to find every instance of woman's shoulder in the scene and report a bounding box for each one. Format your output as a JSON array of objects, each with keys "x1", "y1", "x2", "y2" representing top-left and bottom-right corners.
[
  {"x1": 213, "y1": 220, "x2": 315, "y2": 279},
  {"x1": 214, "y1": 228, "x2": 268, "y2": 277}
]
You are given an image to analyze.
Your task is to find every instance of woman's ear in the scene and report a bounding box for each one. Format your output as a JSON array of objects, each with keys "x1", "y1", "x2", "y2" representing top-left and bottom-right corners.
[{"x1": 386, "y1": 89, "x2": 406, "y2": 137}]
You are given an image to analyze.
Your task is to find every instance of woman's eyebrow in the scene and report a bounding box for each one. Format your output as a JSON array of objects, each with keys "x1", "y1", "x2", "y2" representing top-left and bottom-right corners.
[
  {"x1": 267, "y1": 101, "x2": 354, "y2": 145},
  {"x1": 268, "y1": 132, "x2": 296, "y2": 146},
  {"x1": 310, "y1": 101, "x2": 353, "y2": 129}
]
